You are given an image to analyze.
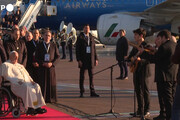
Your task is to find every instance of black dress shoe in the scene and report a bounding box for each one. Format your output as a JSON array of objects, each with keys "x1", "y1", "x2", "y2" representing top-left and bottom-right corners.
[
  {"x1": 90, "y1": 92, "x2": 100, "y2": 97},
  {"x1": 80, "y1": 93, "x2": 84, "y2": 98},
  {"x1": 69, "y1": 60, "x2": 73, "y2": 62},
  {"x1": 26, "y1": 108, "x2": 37, "y2": 116},
  {"x1": 36, "y1": 108, "x2": 47, "y2": 114},
  {"x1": 130, "y1": 110, "x2": 142, "y2": 117},
  {"x1": 153, "y1": 114, "x2": 166, "y2": 120},
  {"x1": 116, "y1": 76, "x2": 123, "y2": 79}
]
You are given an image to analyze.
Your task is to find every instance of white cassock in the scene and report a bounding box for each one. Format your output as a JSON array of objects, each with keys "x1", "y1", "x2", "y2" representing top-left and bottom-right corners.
[{"x1": 0, "y1": 61, "x2": 46, "y2": 109}]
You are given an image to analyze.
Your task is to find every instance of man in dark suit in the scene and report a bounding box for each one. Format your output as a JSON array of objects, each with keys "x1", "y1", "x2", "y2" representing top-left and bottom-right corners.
[
  {"x1": 127, "y1": 28, "x2": 151, "y2": 118},
  {"x1": 0, "y1": 33, "x2": 7, "y2": 81},
  {"x1": 0, "y1": 33, "x2": 7, "y2": 114},
  {"x1": 139, "y1": 30, "x2": 178, "y2": 120},
  {"x1": 35, "y1": 30, "x2": 60, "y2": 103},
  {"x1": 172, "y1": 36, "x2": 180, "y2": 120},
  {"x1": 4, "y1": 28, "x2": 27, "y2": 67},
  {"x1": 0, "y1": 33, "x2": 7, "y2": 64},
  {"x1": 76, "y1": 24, "x2": 99, "y2": 98},
  {"x1": 116, "y1": 29, "x2": 129, "y2": 80},
  {"x1": 26, "y1": 29, "x2": 41, "y2": 83}
]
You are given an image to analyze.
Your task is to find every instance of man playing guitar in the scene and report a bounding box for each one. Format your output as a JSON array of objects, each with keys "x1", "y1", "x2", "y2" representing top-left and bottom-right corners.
[{"x1": 127, "y1": 28, "x2": 151, "y2": 118}]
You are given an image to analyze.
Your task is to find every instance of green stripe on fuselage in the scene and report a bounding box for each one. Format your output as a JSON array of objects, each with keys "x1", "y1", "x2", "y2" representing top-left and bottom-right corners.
[{"x1": 104, "y1": 23, "x2": 118, "y2": 37}]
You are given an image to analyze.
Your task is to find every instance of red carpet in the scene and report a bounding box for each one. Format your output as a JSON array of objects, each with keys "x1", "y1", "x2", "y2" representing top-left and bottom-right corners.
[{"x1": 0, "y1": 106, "x2": 80, "y2": 120}]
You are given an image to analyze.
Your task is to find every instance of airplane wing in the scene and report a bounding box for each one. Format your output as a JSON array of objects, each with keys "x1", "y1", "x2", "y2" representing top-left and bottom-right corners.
[{"x1": 142, "y1": 0, "x2": 180, "y2": 34}]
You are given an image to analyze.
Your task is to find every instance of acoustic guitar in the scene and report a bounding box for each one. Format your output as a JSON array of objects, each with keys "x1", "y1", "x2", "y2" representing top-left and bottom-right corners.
[
  {"x1": 129, "y1": 56, "x2": 139, "y2": 73},
  {"x1": 128, "y1": 41, "x2": 156, "y2": 72}
]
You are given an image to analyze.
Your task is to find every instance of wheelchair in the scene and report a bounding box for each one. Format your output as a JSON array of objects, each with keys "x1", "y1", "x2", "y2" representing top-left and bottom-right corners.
[{"x1": 0, "y1": 78, "x2": 25, "y2": 118}]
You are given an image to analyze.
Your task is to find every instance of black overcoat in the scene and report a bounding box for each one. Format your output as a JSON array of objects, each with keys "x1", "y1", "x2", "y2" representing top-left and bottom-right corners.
[
  {"x1": 76, "y1": 32, "x2": 98, "y2": 69},
  {"x1": 35, "y1": 41, "x2": 60, "y2": 102},
  {"x1": 4, "y1": 38, "x2": 27, "y2": 67},
  {"x1": 116, "y1": 36, "x2": 128, "y2": 61},
  {"x1": 142, "y1": 40, "x2": 178, "y2": 82}
]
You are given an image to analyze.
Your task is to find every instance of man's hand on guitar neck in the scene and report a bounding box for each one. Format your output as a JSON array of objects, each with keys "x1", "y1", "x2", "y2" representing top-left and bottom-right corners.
[{"x1": 137, "y1": 46, "x2": 156, "y2": 55}]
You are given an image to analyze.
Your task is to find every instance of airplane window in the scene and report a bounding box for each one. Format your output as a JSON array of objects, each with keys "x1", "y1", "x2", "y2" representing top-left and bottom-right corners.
[
  {"x1": 62, "y1": 0, "x2": 66, "y2": 2},
  {"x1": 69, "y1": 0, "x2": 71, "y2": 1}
]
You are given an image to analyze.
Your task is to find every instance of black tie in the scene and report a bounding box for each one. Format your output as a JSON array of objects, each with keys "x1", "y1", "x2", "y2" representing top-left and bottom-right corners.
[{"x1": 85, "y1": 36, "x2": 88, "y2": 43}]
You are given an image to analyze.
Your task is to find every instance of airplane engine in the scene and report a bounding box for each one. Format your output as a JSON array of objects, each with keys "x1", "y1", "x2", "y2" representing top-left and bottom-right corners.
[{"x1": 97, "y1": 14, "x2": 142, "y2": 45}]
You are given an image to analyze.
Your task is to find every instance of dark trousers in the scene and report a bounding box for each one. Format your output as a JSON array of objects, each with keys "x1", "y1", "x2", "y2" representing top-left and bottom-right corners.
[
  {"x1": 79, "y1": 68, "x2": 95, "y2": 94},
  {"x1": 61, "y1": 42, "x2": 66, "y2": 58},
  {"x1": 157, "y1": 81, "x2": 176, "y2": 119},
  {"x1": 118, "y1": 60, "x2": 128, "y2": 77},
  {"x1": 133, "y1": 70, "x2": 150, "y2": 113},
  {"x1": 172, "y1": 84, "x2": 180, "y2": 120},
  {"x1": 68, "y1": 45, "x2": 73, "y2": 61},
  {"x1": 26, "y1": 66, "x2": 39, "y2": 83}
]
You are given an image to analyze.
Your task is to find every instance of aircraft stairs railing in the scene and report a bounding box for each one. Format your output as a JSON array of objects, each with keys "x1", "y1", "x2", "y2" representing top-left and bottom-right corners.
[{"x1": 18, "y1": 0, "x2": 43, "y2": 30}]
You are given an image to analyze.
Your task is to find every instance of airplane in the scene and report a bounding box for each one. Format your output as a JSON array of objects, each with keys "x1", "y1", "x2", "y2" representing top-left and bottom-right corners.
[{"x1": 1, "y1": 0, "x2": 180, "y2": 45}]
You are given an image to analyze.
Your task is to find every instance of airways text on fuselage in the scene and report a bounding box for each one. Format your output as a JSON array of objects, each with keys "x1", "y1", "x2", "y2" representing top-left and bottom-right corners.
[{"x1": 64, "y1": 2, "x2": 106, "y2": 9}]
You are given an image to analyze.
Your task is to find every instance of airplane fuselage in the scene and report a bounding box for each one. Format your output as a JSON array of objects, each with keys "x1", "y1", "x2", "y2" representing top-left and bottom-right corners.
[{"x1": 35, "y1": 0, "x2": 166, "y2": 30}]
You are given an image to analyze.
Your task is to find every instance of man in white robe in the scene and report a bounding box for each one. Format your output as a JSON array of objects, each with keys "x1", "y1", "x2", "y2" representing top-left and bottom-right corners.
[{"x1": 0, "y1": 51, "x2": 46, "y2": 115}]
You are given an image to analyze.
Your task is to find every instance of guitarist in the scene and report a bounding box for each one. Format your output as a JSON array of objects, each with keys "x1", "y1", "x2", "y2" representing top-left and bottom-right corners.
[
  {"x1": 127, "y1": 28, "x2": 151, "y2": 117},
  {"x1": 138, "y1": 30, "x2": 178, "y2": 120}
]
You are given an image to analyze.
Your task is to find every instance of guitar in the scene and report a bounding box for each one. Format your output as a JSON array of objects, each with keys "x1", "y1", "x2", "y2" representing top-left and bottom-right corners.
[
  {"x1": 128, "y1": 41, "x2": 156, "y2": 72},
  {"x1": 128, "y1": 41, "x2": 156, "y2": 55},
  {"x1": 129, "y1": 56, "x2": 139, "y2": 73}
]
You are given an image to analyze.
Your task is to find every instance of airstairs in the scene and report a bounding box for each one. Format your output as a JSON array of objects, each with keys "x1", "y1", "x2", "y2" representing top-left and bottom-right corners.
[{"x1": 18, "y1": 0, "x2": 43, "y2": 30}]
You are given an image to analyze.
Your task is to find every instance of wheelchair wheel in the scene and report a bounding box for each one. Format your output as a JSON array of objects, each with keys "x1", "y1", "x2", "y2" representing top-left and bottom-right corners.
[
  {"x1": 0, "y1": 87, "x2": 12, "y2": 117},
  {"x1": 12, "y1": 108, "x2": 21, "y2": 118}
]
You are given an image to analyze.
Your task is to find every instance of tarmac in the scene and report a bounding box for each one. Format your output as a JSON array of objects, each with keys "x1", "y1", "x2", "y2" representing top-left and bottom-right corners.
[
  {"x1": 47, "y1": 45, "x2": 160, "y2": 120},
  {"x1": 0, "y1": 1, "x2": 162, "y2": 119}
]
